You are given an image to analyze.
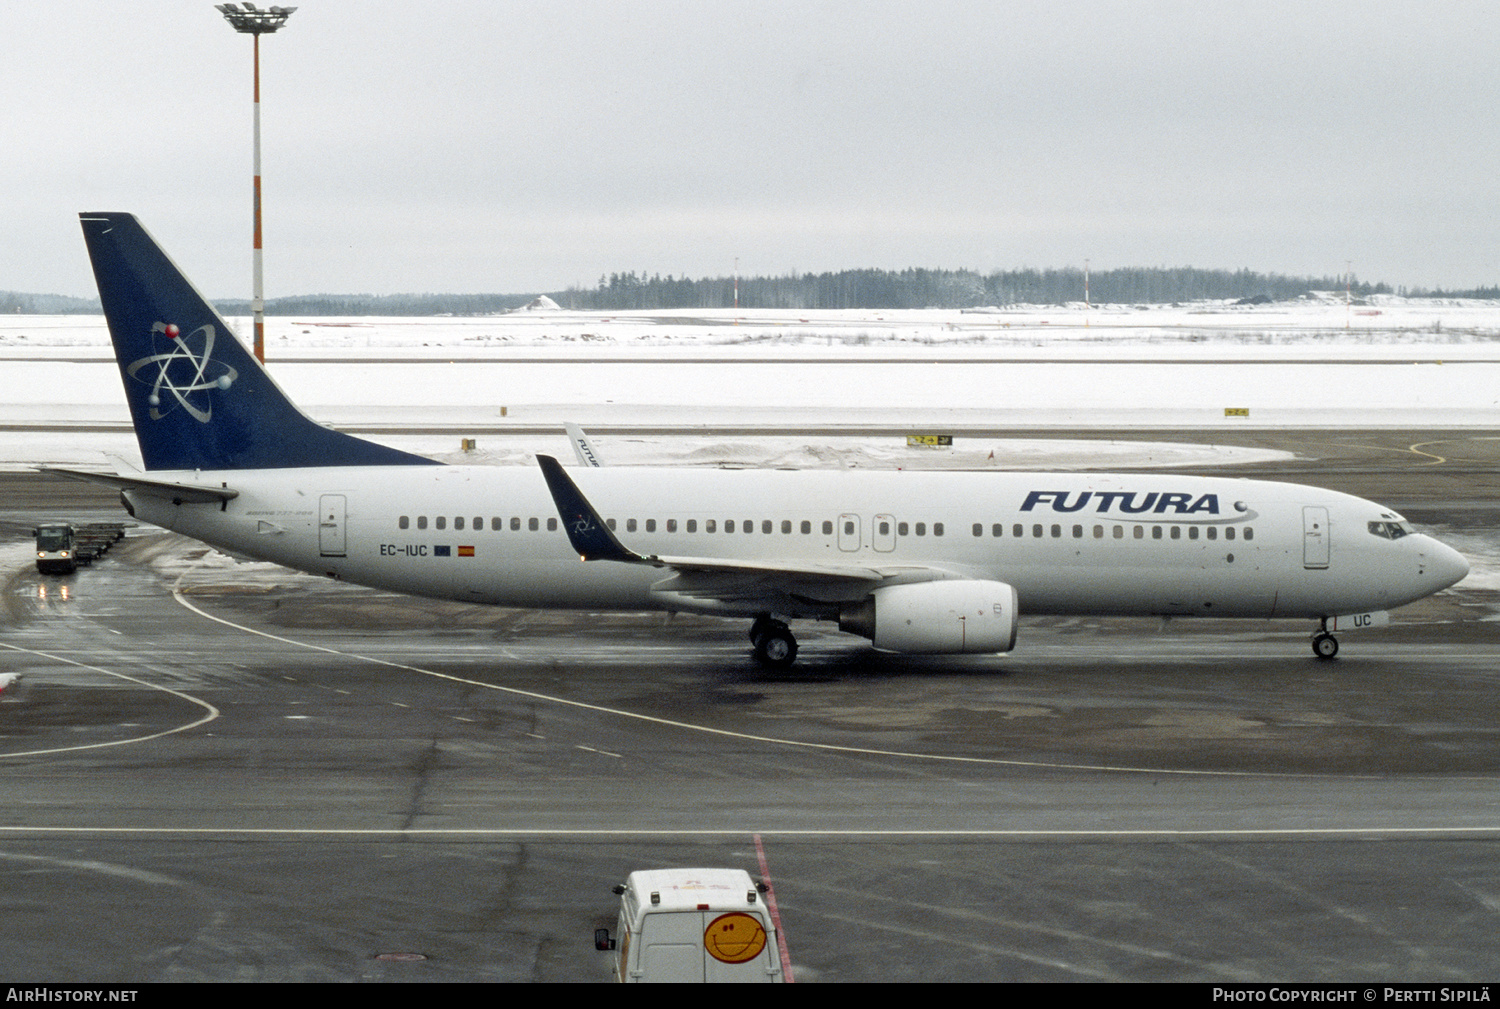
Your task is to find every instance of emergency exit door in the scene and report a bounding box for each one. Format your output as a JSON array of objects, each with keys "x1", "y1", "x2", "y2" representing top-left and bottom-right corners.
[{"x1": 838, "y1": 513, "x2": 861, "y2": 552}]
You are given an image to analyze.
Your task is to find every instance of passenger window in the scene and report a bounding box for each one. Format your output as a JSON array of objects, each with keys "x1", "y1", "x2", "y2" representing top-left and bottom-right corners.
[
  {"x1": 1152, "y1": 526, "x2": 1163, "y2": 540},
  {"x1": 1244, "y1": 527, "x2": 1254, "y2": 541},
  {"x1": 782, "y1": 520, "x2": 792, "y2": 534},
  {"x1": 686, "y1": 519, "x2": 697, "y2": 533},
  {"x1": 1133, "y1": 526, "x2": 1144, "y2": 539},
  {"x1": 510, "y1": 517, "x2": 520, "y2": 531},
  {"x1": 455, "y1": 517, "x2": 464, "y2": 531},
  {"x1": 800, "y1": 520, "x2": 811, "y2": 534},
  {"x1": 436, "y1": 516, "x2": 447, "y2": 530},
  {"x1": 973, "y1": 523, "x2": 983, "y2": 537},
  {"x1": 547, "y1": 518, "x2": 557, "y2": 531},
  {"x1": 1225, "y1": 527, "x2": 1235, "y2": 541},
  {"x1": 1072, "y1": 525, "x2": 1083, "y2": 538},
  {"x1": 1033, "y1": 524, "x2": 1043, "y2": 538},
  {"x1": 418, "y1": 516, "x2": 428, "y2": 530},
  {"x1": 707, "y1": 520, "x2": 717, "y2": 533},
  {"x1": 745, "y1": 521, "x2": 754, "y2": 535},
  {"x1": 934, "y1": 523, "x2": 944, "y2": 536},
  {"x1": 899, "y1": 522, "x2": 909, "y2": 536},
  {"x1": 1113, "y1": 525, "x2": 1123, "y2": 539},
  {"x1": 762, "y1": 520, "x2": 772, "y2": 534},
  {"x1": 626, "y1": 519, "x2": 637, "y2": 532},
  {"x1": 606, "y1": 518, "x2": 616, "y2": 531},
  {"x1": 881, "y1": 521, "x2": 892, "y2": 536},
  {"x1": 1014, "y1": 524, "x2": 1024, "y2": 537},
  {"x1": 915, "y1": 522, "x2": 926, "y2": 536},
  {"x1": 646, "y1": 519, "x2": 657, "y2": 533},
  {"x1": 993, "y1": 523, "x2": 1004, "y2": 537},
  {"x1": 1170, "y1": 526, "x2": 1180, "y2": 539},
  {"x1": 667, "y1": 519, "x2": 677, "y2": 533},
  {"x1": 528, "y1": 517, "x2": 539, "y2": 531},
  {"x1": 822, "y1": 520, "x2": 833, "y2": 535},
  {"x1": 399, "y1": 516, "x2": 409, "y2": 530},
  {"x1": 491, "y1": 517, "x2": 502, "y2": 531},
  {"x1": 725, "y1": 520, "x2": 735, "y2": 533},
  {"x1": 845, "y1": 520, "x2": 856, "y2": 535},
  {"x1": 1093, "y1": 525, "x2": 1103, "y2": 539},
  {"x1": 1189, "y1": 526, "x2": 1199, "y2": 540},
  {"x1": 1207, "y1": 527, "x2": 1217, "y2": 540},
  {"x1": 473, "y1": 516, "x2": 481, "y2": 531},
  {"x1": 1050, "y1": 524, "x2": 1061, "y2": 538}
]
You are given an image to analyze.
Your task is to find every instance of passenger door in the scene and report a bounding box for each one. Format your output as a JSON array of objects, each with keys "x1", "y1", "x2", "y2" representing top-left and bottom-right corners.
[{"x1": 1302, "y1": 505, "x2": 1329, "y2": 569}]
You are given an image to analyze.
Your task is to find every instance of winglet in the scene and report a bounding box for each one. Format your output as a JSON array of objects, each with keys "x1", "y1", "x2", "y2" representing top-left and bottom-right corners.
[
  {"x1": 536, "y1": 454, "x2": 653, "y2": 563},
  {"x1": 564, "y1": 422, "x2": 604, "y2": 467}
]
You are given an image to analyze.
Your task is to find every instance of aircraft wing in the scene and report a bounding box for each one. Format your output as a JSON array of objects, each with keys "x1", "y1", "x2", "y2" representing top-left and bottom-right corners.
[
  {"x1": 537, "y1": 454, "x2": 954, "y2": 611},
  {"x1": 40, "y1": 466, "x2": 239, "y2": 504},
  {"x1": 644, "y1": 556, "x2": 949, "y2": 611}
]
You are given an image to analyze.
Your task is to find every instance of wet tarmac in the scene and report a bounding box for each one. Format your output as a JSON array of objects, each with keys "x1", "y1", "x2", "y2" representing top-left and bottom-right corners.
[{"x1": 1, "y1": 429, "x2": 1499, "y2": 982}]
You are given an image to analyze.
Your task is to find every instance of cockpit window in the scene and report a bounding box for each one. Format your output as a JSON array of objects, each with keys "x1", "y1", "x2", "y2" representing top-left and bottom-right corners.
[{"x1": 1368, "y1": 521, "x2": 1411, "y2": 540}]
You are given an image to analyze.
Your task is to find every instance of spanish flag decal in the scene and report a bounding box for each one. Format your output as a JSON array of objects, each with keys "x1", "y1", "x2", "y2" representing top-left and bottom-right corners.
[{"x1": 458, "y1": 545, "x2": 475, "y2": 557}]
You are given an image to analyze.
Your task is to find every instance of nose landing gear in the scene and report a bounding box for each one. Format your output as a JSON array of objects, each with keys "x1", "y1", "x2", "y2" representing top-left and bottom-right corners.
[{"x1": 1312, "y1": 618, "x2": 1339, "y2": 660}]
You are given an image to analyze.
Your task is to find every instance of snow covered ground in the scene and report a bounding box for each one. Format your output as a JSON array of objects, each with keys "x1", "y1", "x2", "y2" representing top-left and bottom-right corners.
[
  {"x1": 6, "y1": 292, "x2": 1498, "y2": 351},
  {"x1": 2, "y1": 297, "x2": 1498, "y2": 472}
]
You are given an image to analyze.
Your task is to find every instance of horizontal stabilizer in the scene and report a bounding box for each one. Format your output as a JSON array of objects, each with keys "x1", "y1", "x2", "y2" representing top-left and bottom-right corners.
[{"x1": 40, "y1": 466, "x2": 239, "y2": 504}]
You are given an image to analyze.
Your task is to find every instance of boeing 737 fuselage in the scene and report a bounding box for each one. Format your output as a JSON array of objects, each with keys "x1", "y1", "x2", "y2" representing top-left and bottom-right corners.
[{"x1": 53, "y1": 213, "x2": 1470, "y2": 666}]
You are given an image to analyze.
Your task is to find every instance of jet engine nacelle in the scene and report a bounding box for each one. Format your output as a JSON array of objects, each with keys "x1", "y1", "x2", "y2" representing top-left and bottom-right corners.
[{"x1": 839, "y1": 579, "x2": 1019, "y2": 654}]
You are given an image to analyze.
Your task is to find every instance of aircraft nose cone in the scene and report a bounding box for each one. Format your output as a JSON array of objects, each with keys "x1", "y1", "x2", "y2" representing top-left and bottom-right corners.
[{"x1": 1427, "y1": 540, "x2": 1470, "y2": 590}]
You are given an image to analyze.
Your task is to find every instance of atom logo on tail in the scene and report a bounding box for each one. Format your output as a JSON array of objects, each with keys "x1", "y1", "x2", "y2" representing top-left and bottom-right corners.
[{"x1": 124, "y1": 322, "x2": 239, "y2": 423}]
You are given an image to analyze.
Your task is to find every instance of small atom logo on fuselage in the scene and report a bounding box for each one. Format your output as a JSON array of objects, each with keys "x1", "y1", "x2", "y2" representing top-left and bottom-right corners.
[{"x1": 125, "y1": 322, "x2": 238, "y2": 423}]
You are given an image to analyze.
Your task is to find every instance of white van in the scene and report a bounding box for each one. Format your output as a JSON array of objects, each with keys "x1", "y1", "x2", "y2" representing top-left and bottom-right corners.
[{"x1": 596, "y1": 868, "x2": 784, "y2": 983}]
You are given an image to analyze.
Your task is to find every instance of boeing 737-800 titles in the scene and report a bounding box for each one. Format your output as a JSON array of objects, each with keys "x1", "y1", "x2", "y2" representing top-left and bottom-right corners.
[{"x1": 50, "y1": 213, "x2": 1469, "y2": 666}]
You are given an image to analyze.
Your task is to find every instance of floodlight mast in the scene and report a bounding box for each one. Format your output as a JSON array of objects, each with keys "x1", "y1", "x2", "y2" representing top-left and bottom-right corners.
[{"x1": 216, "y1": 3, "x2": 297, "y2": 364}]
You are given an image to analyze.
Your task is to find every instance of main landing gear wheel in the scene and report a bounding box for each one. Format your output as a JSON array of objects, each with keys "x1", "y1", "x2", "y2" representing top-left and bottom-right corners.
[
  {"x1": 750, "y1": 617, "x2": 798, "y2": 668},
  {"x1": 1312, "y1": 632, "x2": 1339, "y2": 660}
]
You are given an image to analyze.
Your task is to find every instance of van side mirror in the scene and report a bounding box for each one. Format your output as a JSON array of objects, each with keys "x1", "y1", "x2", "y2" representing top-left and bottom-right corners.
[{"x1": 594, "y1": 928, "x2": 615, "y2": 951}]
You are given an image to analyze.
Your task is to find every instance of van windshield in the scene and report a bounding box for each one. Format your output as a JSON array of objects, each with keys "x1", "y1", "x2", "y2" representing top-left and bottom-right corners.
[{"x1": 36, "y1": 528, "x2": 72, "y2": 550}]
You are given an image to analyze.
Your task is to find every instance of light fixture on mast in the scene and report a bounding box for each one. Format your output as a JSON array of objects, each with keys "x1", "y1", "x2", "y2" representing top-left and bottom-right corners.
[{"x1": 215, "y1": 3, "x2": 298, "y2": 364}]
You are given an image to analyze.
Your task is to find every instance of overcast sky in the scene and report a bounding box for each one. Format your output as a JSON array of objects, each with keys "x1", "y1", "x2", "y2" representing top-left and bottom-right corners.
[{"x1": 6, "y1": 1, "x2": 1499, "y2": 298}]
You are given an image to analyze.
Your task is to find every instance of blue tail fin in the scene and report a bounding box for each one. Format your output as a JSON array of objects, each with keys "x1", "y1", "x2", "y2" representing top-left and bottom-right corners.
[{"x1": 80, "y1": 212, "x2": 436, "y2": 471}]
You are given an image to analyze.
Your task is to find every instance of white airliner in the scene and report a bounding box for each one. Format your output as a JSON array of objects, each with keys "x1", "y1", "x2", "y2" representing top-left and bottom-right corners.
[{"x1": 52, "y1": 213, "x2": 1469, "y2": 666}]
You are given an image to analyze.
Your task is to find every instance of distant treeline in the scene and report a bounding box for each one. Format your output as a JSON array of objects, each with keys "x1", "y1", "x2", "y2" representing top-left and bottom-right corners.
[
  {"x1": 212, "y1": 293, "x2": 534, "y2": 317},
  {"x1": 1, "y1": 291, "x2": 100, "y2": 314},
  {"x1": 552, "y1": 267, "x2": 1395, "y2": 311},
  {"x1": 0, "y1": 290, "x2": 533, "y2": 317},
  {"x1": 9, "y1": 271, "x2": 1499, "y2": 318},
  {"x1": 1408, "y1": 285, "x2": 1500, "y2": 300}
]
